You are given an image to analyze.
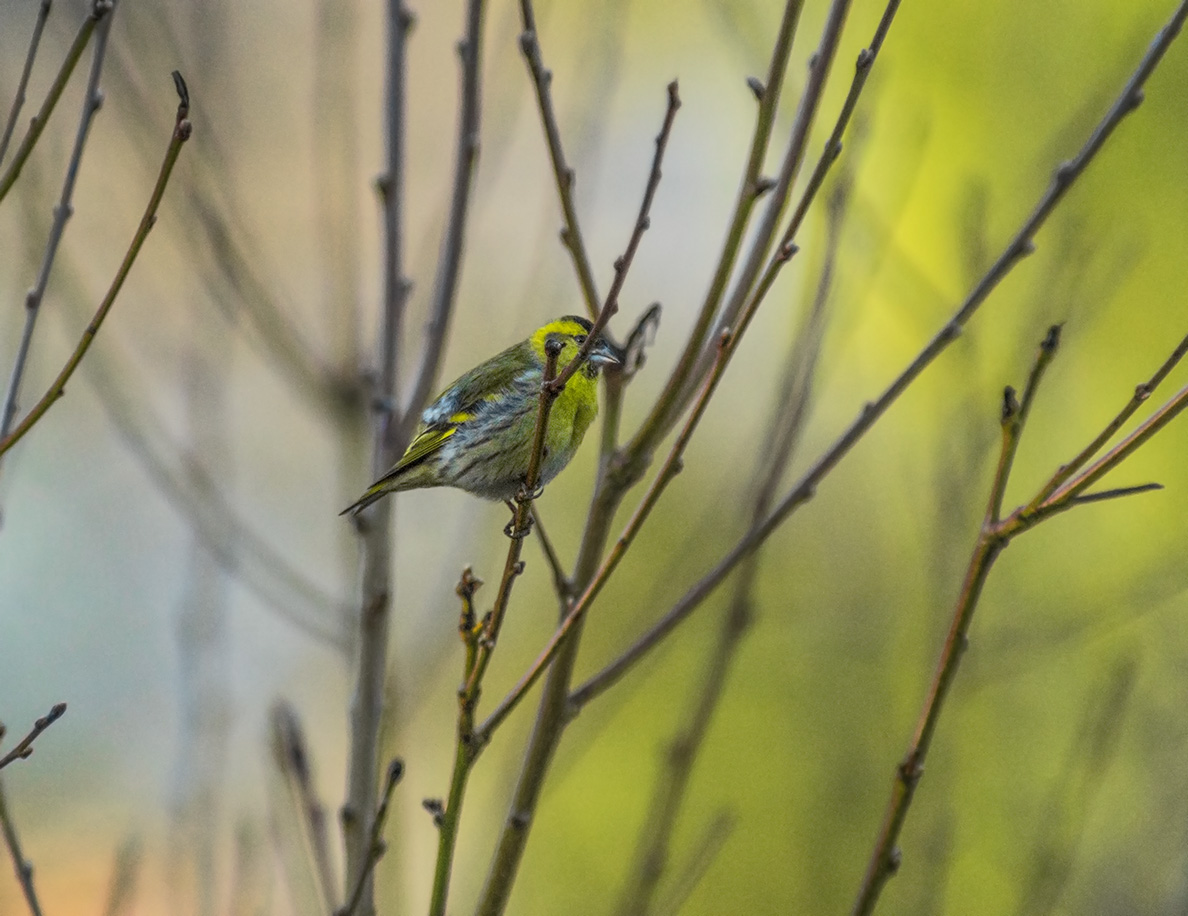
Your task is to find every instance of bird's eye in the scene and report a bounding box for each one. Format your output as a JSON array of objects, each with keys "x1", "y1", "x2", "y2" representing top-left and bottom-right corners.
[{"x1": 574, "y1": 334, "x2": 587, "y2": 345}]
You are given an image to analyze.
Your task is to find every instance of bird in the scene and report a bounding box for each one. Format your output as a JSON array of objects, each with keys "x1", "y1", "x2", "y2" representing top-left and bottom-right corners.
[{"x1": 342, "y1": 315, "x2": 619, "y2": 516}]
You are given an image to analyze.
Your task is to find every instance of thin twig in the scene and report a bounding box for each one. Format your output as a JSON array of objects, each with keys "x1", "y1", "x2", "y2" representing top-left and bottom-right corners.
[
  {"x1": 672, "y1": 0, "x2": 902, "y2": 411},
  {"x1": 667, "y1": 0, "x2": 855, "y2": 427},
  {"x1": 1026, "y1": 330, "x2": 1188, "y2": 510},
  {"x1": 429, "y1": 341, "x2": 565, "y2": 916},
  {"x1": 401, "y1": 0, "x2": 488, "y2": 444},
  {"x1": 853, "y1": 324, "x2": 1188, "y2": 914},
  {"x1": 473, "y1": 77, "x2": 681, "y2": 916},
  {"x1": 625, "y1": 0, "x2": 805, "y2": 457},
  {"x1": 651, "y1": 811, "x2": 736, "y2": 916},
  {"x1": 1, "y1": 1, "x2": 115, "y2": 447},
  {"x1": 526, "y1": 504, "x2": 571, "y2": 598},
  {"x1": 342, "y1": 5, "x2": 412, "y2": 913},
  {"x1": 338, "y1": 760, "x2": 403, "y2": 916},
  {"x1": 271, "y1": 703, "x2": 337, "y2": 912},
  {"x1": 0, "y1": 704, "x2": 67, "y2": 772},
  {"x1": 613, "y1": 168, "x2": 851, "y2": 916},
  {"x1": 476, "y1": 334, "x2": 732, "y2": 743},
  {"x1": 0, "y1": 0, "x2": 110, "y2": 205},
  {"x1": 570, "y1": 1, "x2": 1188, "y2": 707},
  {"x1": 0, "y1": 72, "x2": 191, "y2": 460},
  {"x1": 0, "y1": 780, "x2": 43, "y2": 916},
  {"x1": 548, "y1": 80, "x2": 680, "y2": 396},
  {"x1": 0, "y1": 0, "x2": 54, "y2": 168},
  {"x1": 517, "y1": 0, "x2": 600, "y2": 318},
  {"x1": 99, "y1": 836, "x2": 141, "y2": 916}
]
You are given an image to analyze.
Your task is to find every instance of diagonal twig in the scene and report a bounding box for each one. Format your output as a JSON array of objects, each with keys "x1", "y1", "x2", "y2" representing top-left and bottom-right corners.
[
  {"x1": 570, "y1": 0, "x2": 1188, "y2": 708},
  {"x1": 1, "y1": 0, "x2": 116, "y2": 449},
  {"x1": 0, "y1": 704, "x2": 67, "y2": 772},
  {"x1": 517, "y1": 0, "x2": 601, "y2": 318},
  {"x1": 0, "y1": 0, "x2": 110, "y2": 205},
  {"x1": 0, "y1": 71, "x2": 191, "y2": 460},
  {"x1": 0, "y1": 0, "x2": 54, "y2": 168}
]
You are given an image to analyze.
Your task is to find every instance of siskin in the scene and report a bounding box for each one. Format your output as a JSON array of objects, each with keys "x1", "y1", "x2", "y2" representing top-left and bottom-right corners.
[{"x1": 342, "y1": 315, "x2": 620, "y2": 515}]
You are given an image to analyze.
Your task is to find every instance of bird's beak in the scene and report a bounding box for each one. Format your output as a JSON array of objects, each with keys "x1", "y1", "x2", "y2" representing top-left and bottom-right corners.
[{"x1": 589, "y1": 336, "x2": 622, "y2": 367}]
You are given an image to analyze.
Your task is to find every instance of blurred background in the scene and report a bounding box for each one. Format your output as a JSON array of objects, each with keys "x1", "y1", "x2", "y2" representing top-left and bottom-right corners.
[{"x1": 2, "y1": 0, "x2": 1188, "y2": 913}]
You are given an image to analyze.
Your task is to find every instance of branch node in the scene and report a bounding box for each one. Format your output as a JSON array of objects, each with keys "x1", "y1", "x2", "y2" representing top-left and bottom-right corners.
[
  {"x1": 745, "y1": 76, "x2": 765, "y2": 101},
  {"x1": 753, "y1": 176, "x2": 777, "y2": 198},
  {"x1": 423, "y1": 798, "x2": 445, "y2": 828},
  {"x1": 1041, "y1": 323, "x2": 1063, "y2": 354},
  {"x1": 1001, "y1": 385, "x2": 1019, "y2": 423},
  {"x1": 856, "y1": 47, "x2": 874, "y2": 70}
]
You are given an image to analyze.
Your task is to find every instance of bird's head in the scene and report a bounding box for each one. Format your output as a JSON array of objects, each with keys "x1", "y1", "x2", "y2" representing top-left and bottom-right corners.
[{"x1": 530, "y1": 315, "x2": 621, "y2": 379}]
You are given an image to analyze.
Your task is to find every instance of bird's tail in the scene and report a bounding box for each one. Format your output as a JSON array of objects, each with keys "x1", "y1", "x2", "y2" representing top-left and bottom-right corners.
[{"x1": 339, "y1": 480, "x2": 392, "y2": 516}]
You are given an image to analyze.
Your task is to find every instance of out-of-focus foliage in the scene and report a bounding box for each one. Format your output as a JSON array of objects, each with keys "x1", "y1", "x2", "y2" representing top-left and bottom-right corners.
[{"x1": 1, "y1": 0, "x2": 1187, "y2": 913}]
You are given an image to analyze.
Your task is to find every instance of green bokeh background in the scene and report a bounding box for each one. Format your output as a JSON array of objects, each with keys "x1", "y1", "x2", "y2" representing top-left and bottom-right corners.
[{"x1": 2, "y1": 0, "x2": 1188, "y2": 913}]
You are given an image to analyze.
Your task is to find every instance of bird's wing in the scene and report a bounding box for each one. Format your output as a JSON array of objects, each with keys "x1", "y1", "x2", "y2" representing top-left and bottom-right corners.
[{"x1": 420, "y1": 340, "x2": 535, "y2": 427}]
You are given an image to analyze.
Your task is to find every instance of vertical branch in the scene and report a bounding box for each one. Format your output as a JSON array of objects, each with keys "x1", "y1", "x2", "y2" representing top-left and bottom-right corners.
[
  {"x1": 0, "y1": 1, "x2": 115, "y2": 450},
  {"x1": 402, "y1": 0, "x2": 488, "y2": 441},
  {"x1": 0, "y1": 781, "x2": 43, "y2": 916},
  {"x1": 342, "y1": 4, "x2": 411, "y2": 913}
]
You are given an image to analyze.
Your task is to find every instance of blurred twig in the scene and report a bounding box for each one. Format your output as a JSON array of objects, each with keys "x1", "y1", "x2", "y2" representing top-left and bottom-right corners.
[
  {"x1": 400, "y1": 0, "x2": 488, "y2": 445},
  {"x1": 571, "y1": 1, "x2": 1188, "y2": 705},
  {"x1": 613, "y1": 160, "x2": 852, "y2": 916},
  {"x1": 342, "y1": 5, "x2": 411, "y2": 913},
  {"x1": 0, "y1": 0, "x2": 53, "y2": 167},
  {"x1": 0, "y1": 0, "x2": 114, "y2": 447},
  {"x1": 1014, "y1": 658, "x2": 1137, "y2": 916},
  {"x1": 99, "y1": 837, "x2": 142, "y2": 916},
  {"x1": 0, "y1": 71, "x2": 192, "y2": 460},
  {"x1": 0, "y1": 780, "x2": 43, "y2": 916},
  {"x1": 339, "y1": 760, "x2": 403, "y2": 916},
  {"x1": 626, "y1": 0, "x2": 804, "y2": 454},
  {"x1": 651, "y1": 810, "x2": 736, "y2": 916},
  {"x1": 0, "y1": 0, "x2": 109, "y2": 204},
  {"x1": 271, "y1": 703, "x2": 338, "y2": 913},
  {"x1": 0, "y1": 703, "x2": 67, "y2": 772}
]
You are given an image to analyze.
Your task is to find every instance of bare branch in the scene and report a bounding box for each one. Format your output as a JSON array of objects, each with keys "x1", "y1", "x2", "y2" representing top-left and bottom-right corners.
[
  {"x1": 338, "y1": 760, "x2": 403, "y2": 916},
  {"x1": 549, "y1": 80, "x2": 680, "y2": 396},
  {"x1": 1, "y1": 0, "x2": 115, "y2": 449},
  {"x1": 0, "y1": 0, "x2": 53, "y2": 168},
  {"x1": 0, "y1": 0, "x2": 110, "y2": 204},
  {"x1": 0, "y1": 704, "x2": 67, "y2": 772},
  {"x1": 626, "y1": 0, "x2": 805, "y2": 455},
  {"x1": 571, "y1": 1, "x2": 1188, "y2": 706},
  {"x1": 0, "y1": 71, "x2": 191, "y2": 460},
  {"x1": 343, "y1": 6, "x2": 412, "y2": 911},
  {"x1": 401, "y1": 0, "x2": 488, "y2": 442},
  {"x1": 271, "y1": 703, "x2": 337, "y2": 912},
  {"x1": 517, "y1": 0, "x2": 601, "y2": 318},
  {"x1": 1027, "y1": 329, "x2": 1188, "y2": 510},
  {"x1": 0, "y1": 780, "x2": 44, "y2": 916}
]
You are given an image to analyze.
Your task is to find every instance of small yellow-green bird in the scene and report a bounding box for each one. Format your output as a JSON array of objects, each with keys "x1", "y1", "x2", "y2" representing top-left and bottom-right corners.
[{"x1": 342, "y1": 315, "x2": 620, "y2": 515}]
